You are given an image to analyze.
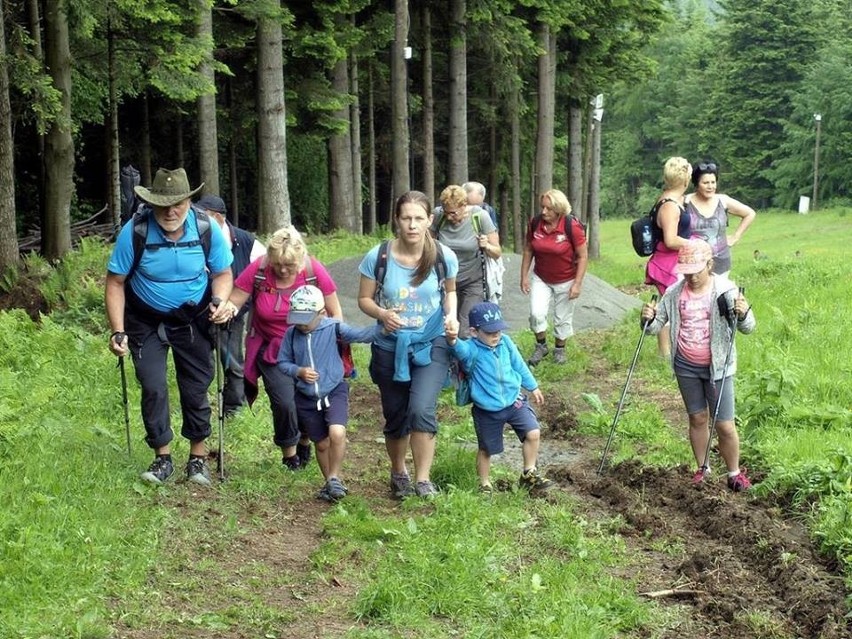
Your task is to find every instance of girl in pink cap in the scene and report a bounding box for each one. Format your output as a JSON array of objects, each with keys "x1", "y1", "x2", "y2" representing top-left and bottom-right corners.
[{"x1": 640, "y1": 239, "x2": 756, "y2": 491}]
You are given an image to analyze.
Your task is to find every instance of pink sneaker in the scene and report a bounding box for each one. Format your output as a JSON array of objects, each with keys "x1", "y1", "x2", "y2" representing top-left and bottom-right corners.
[
  {"x1": 727, "y1": 471, "x2": 752, "y2": 492},
  {"x1": 692, "y1": 468, "x2": 709, "y2": 484}
]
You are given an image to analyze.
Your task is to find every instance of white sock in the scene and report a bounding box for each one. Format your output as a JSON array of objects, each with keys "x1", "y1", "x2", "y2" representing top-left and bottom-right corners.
[{"x1": 727, "y1": 470, "x2": 740, "y2": 478}]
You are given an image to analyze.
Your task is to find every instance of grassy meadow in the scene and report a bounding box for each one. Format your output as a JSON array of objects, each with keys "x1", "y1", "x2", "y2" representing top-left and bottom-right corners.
[{"x1": 0, "y1": 209, "x2": 850, "y2": 638}]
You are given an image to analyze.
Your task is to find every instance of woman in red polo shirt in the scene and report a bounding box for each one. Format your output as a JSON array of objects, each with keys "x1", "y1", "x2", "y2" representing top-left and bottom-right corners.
[{"x1": 520, "y1": 189, "x2": 588, "y2": 366}]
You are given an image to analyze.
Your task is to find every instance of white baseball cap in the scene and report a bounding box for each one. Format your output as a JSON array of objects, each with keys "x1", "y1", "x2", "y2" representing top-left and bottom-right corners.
[{"x1": 287, "y1": 285, "x2": 325, "y2": 324}]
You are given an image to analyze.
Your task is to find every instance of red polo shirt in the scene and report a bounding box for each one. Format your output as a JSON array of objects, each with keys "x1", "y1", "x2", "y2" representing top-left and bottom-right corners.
[{"x1": 527, "y1": 215, "x2": 586, "y2": 284}]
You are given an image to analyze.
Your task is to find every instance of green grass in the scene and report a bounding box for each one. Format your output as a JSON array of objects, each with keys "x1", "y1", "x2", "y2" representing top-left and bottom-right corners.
[{"x1": 1, "y1": 209, "x2": 851, "y2": 636}]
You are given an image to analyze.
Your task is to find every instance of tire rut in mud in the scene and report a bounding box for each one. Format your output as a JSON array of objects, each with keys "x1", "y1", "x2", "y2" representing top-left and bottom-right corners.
[{"x1": 550, "y1": 459, "x2": 850, "y2": 638}]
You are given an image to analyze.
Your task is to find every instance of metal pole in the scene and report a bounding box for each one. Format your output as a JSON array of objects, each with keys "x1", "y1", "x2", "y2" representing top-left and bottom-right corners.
[{"x1": 812, "y1": 113, "x2": 822, "y2": 211}]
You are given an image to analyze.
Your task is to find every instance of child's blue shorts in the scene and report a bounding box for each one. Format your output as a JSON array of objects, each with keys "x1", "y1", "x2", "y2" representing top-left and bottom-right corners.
[
  {"x1": 295, "y1": 381, "x2": 349, "y2": 442},
  {"x1": 472, "y1": 396, "x2": 540, "y2": 456}
]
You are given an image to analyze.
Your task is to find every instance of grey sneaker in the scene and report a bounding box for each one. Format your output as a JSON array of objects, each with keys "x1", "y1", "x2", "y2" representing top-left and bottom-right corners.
[
  {"x1": 390, "y1": 472, "x2": 415, "y2": 499},
  {"x1": 326, "y1": 477, "x2": 348, "y2": 500},
  {"x1": 553, "y1": 347, "x2": 566, "y2": 364},
  {"x1": 415, "y1": 480, "x2": 439, "y2": 498},
  {"x1": 140, "y1": 456, "x2": 174, "y2": 484},
  {"x1": 186, "y1": 457, "x2": 212, "y2": 486},
  {"x1": 527, "y1": 342, "x2": 549, "y2": 366}
]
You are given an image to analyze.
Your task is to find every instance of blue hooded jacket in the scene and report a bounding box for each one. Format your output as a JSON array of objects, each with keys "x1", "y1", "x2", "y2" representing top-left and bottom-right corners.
[
  {"x1": 451, "y1": 335, "x2": 538, "y2": 412},
  {"x1": 278, "y1": 318, "x2": 381, "y2": 400}
]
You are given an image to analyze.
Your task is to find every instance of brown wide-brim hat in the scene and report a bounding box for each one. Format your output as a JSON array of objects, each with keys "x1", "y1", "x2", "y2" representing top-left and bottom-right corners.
[{"x1": 134, "y1": 168, "x2": 204, "y2": 207}]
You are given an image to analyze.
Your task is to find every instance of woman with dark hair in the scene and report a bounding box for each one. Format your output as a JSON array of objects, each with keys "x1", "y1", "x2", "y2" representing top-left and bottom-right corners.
[
  {"x1": 685, "y1": 161, "x2": 756, "y2": 277},
  {"x1": 357, "y1": 191, "x2": 459, "y2": 499}
]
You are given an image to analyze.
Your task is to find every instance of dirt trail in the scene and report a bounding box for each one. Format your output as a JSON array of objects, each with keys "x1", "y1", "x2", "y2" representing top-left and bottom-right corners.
[{"x1": 116, "y1": 383, "x2": 848, "y2": 639}]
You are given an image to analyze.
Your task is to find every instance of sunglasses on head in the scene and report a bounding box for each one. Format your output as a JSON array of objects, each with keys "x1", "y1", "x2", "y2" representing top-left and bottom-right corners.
[{"x1": 697, "y1": 162, "x2": 717, "y2": 173}]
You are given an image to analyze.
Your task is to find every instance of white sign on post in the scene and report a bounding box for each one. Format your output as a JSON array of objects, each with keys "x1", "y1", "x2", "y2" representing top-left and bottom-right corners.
[{"x1": 798, "y1": 195, "x2": 810, "y2": 214}]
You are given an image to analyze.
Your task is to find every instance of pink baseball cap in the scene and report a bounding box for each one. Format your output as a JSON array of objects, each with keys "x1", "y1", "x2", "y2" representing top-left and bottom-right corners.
[{"x1": 675, "y1": 239, "x2": 713, "y2": 274}]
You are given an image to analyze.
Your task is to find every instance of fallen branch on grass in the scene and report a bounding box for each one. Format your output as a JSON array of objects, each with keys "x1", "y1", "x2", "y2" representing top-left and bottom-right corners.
[{"x1": 639, "y1": 588, "x2": 704, "y2": 599}]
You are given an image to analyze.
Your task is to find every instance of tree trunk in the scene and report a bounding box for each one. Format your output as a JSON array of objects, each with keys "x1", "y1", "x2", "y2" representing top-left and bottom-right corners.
[
  {"x1": 256, "y1": 14, "x2": 291, "y2": 232},
  {"x1": 510, "y1": 81, "x2": 522, "y2": 253},
  {"x1": 567, "y1": 100, "x2": 583, "y2": 217},
  {"x1": 141, "y1": 94, "x2": 152, "y2": 185},
  {"x1": 197, "y1": 0, "x2": 220, "y2": 195},
  {"x1": 227, "y1": 76, "x2": 240, "y2": 226},
  {"x1": 367, "y1": 64, "x2": 377, "y2": 232},
  {"x1": 349, "y1": 35, "x2": 363, "y2": 232},
  {"x1": 488, "y1": 80, "x2": 498, "y2": 216},
  {"x1": 391, "y1": 0, "x2": 410, "y2": 202},
  {"x1": 588, "y1": 112, "x2": 602, "y2": 260},
  {"x1": 421, "y1": 2, "x2": 435, "y2": 203},
  {"x1": 176, "y1": 114, "x2": 184, "y2": 167},
  {"x1": 107, "y1": 17, "x2": 121, "y2": 230},
  {"x1": 26, "y1": 0, "x2": 46, "y2": 241},
  {"x1": 447, "y1": 0, "x2": 468, "y2": 184},
  {"x1": 329, "y1": 55, "x2": 356, "y2": 232},
  {"x1": 534, "y1": 22, "x2": 555, "y2": 196},
  {"x1": 42, "y1": 0, "x2": 74, "y2": 259},
  {"x1": 582, "y1": 103, "x2": 593, "y2": 225},
  {"x1": 0, "y1": 0, "x2": 19, "y2": 268}
]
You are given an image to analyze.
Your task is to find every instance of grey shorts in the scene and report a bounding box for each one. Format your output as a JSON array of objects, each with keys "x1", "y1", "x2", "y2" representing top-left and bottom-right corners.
[{"x1": 675, "y1": 374, "x2": 735, "y2": 422}]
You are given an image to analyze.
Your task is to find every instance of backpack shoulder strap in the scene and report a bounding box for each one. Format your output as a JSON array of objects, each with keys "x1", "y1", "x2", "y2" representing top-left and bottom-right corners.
[
  {"x1": 434, "y1": 241, "x2": 447, "y2": 289},
  {"x1": 303, "y1": 256, "x2": 317, "y2": 287},
  {"x1": 373, "y1": 240, "x2": 390, "y2": 302},
  {"x1": 195, "y1": 210, "x2": 212, "y2": 259},
  {"x1": 129, "y1": 208, "x2": 151, "y2": 280},
  {"x1": 253, "y1": 256, "x2": 270, "y2": 294}
]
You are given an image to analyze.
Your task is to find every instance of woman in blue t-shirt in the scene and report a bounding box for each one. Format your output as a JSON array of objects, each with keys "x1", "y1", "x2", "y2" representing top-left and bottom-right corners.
[{"x1": 358, "y1": 191, "x2": 459, "y2": 499}]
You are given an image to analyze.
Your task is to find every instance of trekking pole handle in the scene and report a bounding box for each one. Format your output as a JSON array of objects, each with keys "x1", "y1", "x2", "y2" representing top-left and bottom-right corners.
[
  {"x1": 211, "y1": 296, "x2": 222, "y2": 307},
  {"x1": 112, "y1": 331, "x2": 126, "y2": 347},
  {"x1": 642, "y1": 294, "x2": 658, "y2": 328}
]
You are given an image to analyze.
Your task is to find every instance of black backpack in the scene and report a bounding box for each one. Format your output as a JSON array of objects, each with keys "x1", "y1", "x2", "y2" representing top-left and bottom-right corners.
[
  {"x1": 127, "y1": 206, "x2": 212, "y2": 282},
  {"x1": 630, "y1": 198, "x2": 675, "y2": 257}
]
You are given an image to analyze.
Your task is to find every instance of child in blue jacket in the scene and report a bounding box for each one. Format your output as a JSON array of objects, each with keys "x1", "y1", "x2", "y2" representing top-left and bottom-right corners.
[
  {"x1": 278, "y1": 285, "x2": 382, "y2": 501},
  {"x1": 446, "y1": 302, "x2": 554, "y2": 494}
]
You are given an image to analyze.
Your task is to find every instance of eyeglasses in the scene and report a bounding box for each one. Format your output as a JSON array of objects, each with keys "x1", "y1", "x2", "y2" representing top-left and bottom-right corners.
[{"x1": 696, "y1": 162, "x2": 717, "y2": 173}]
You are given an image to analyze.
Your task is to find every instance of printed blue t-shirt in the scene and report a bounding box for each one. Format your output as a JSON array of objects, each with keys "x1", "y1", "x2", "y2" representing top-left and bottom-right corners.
[{"x1": 358, "y1": 243, "x2": 459, "y2": 352}]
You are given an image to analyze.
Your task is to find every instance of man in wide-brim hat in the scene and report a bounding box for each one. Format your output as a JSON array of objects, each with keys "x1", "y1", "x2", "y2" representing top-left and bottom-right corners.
[
  {"x1": 133, "y1": 167, "x2": 204, "y2": 235},
  {"x1": 105, "y1": 167, "x2": 235, "y2": 487}
]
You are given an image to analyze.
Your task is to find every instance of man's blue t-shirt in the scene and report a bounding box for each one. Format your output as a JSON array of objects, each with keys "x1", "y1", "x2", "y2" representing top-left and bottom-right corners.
[
  {"x1": 108, "y1": 208, "x2": 233, "y2": 313},
  {"x1": 359, "y1": 243, "x2": 459, "y2": 351}
]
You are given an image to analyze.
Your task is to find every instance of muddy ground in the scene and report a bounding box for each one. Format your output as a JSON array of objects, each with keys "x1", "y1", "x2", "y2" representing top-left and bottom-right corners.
[{"x1": 3, "y1": 258, "x2": 849, "y2": 638}]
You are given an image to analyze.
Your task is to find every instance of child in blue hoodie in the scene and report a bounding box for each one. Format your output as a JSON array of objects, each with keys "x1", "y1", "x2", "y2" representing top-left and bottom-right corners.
[
  {"x1": 278, "y1": 285, "x2": 382, "y2": 501},
  {"x1": 445, "y1": 302, "x2": 554, "y2": 494}
]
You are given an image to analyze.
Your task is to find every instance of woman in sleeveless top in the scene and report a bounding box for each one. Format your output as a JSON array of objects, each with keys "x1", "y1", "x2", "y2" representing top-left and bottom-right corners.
[
  {"x1": 685, "y1": 161, "x2": 756, "y2": 277},
  {"x1": 644, "y1": 157, "x2": 693, "y2": 359}
]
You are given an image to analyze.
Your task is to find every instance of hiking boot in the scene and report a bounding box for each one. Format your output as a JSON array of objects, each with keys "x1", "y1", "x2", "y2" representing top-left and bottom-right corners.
[
  {"x1": 316, "y1": 484, "x2": 333, "y2": 502},
  {"x1": 519, "y1": 468, "x2": 554, "y2": 493},
  {"x1": 140, "y1": 456, "x2": 174, "y2": 484},
  {"x1": 326, "y1": 477, "x2": 348, "y2": 500},
  {"x1": 390, "y1": 472, "x2": 415, "y2": 499},
  {"x1": 527, "y1": 343, "x2": 549, "y2": 367},
  {"x1": 415, "y1": 480, "x2": 439, "y2": 498},
  {"x1": 552, "y1": 347, "x2": 566, "y2": 365},
  {"x1": 727, "y1": 471, "x2": 752, "y2": 492},
  {"x1": 282, "y1": 455, "x2": 302, "y2": 471},
  {"x1": 478, "y1": 484, "x2": 494, "y2": 495},
  {"x1": 692, "y1": 468, "x2": 710, "y2": 485},
  {"x1": 297, "y1": 442, "x2": 312, "y2": 467},
  {"x1": 186, "y1": 457, "x2": 212, "y2": 486}
]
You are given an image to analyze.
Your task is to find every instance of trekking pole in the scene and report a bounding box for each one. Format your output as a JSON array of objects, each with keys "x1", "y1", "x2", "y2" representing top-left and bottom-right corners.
[
  {"x1": 116, "y1": 333, "x2": 132, "y2": 458},
  {"x1": 699, "y1": 288, "x2": 743, "y2": 477},
  {"x1": 211, "y1": 298, "x2": 225, "y2": 481},
  {"x1": 597, "y1": 294, "x2": 658, "y2": 475}
]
